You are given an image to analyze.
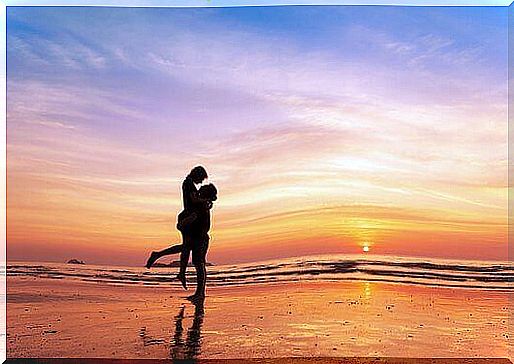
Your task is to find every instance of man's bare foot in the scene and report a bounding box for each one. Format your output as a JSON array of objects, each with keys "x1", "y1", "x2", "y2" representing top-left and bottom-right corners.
[
  {"x1": 145, "y1": 252, "x2": 159, "y2": 269},
  {"x1": 177, "y1": 273, "x2": 187, "y2": 290}
]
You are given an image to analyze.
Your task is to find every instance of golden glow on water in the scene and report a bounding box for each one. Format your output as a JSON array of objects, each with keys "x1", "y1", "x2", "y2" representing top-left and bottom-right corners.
[{"x1": 363, "y1": 281, "x2": 372, "y2": 299}]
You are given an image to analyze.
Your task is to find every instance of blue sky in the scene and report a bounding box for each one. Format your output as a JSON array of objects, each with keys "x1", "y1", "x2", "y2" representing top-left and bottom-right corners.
[{"x1": 6, "y1": 6, "x2": 507, "y2": 142}]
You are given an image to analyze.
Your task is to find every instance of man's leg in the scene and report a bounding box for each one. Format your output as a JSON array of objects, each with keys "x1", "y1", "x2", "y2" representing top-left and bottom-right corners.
[
  {"x1": 187, "y1": 263, "x2": 205, "y2": 301},
  {"x1": 195, "y1": 263, "x2": 206, "y2": 297}
]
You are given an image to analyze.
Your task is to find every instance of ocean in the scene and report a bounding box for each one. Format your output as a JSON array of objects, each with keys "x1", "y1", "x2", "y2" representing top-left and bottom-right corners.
[{"x1": 7, "y1": 254, "x2": 513, "y2": 290}]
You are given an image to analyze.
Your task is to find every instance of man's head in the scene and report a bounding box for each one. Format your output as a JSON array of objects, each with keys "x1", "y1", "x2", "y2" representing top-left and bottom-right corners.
[
  {"x1": 198, "y1": 183, "x2": 218, "y2": 202},
  {"x1": 189, "y1": 166, "x2": 208, "y2": 184}
]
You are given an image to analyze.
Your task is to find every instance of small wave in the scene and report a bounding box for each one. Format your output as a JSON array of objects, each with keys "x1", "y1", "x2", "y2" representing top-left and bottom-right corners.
[{"x1": 7, "y1": 256, "x2": 514, "y2": 290}]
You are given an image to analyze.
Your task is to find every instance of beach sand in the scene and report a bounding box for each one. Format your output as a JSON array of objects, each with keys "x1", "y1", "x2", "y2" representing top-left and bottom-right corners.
[{"x1": 6, "y1": 276, "x2": 512, "y2": 360}]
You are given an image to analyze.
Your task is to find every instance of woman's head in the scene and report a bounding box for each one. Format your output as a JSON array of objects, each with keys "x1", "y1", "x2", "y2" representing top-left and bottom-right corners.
[
  {"x1": 189, "y1": 165, "x2": 208, "y2": 184},
  {"x1": 198, "y1": 183, "x2": 218, "y2": 202}
]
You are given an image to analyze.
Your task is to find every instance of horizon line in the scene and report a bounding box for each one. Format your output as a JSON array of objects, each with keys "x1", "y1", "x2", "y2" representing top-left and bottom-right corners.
[{"x1": 6, "y1": 252, "x2": 513, "y2": 268}]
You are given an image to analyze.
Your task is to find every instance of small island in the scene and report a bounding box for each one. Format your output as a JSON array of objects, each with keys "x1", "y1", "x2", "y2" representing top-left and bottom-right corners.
[{"x1": 66, "y1": 259, "x2": 85, "y2": 265}]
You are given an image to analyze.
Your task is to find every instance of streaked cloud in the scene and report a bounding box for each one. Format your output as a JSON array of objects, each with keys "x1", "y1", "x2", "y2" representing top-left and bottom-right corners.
[{"x1": 6, "y1": 6, "x2": 508, "y2": 265}]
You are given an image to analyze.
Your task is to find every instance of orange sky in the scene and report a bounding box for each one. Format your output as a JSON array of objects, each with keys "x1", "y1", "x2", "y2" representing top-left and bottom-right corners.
[{"x1": 6, "y1": 6, "x2": 508, "y2": 266}]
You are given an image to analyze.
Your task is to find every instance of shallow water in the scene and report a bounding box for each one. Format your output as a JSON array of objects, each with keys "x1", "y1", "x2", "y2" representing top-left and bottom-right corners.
[{"x1": 7, "y1": 254, "x2": 514, "y2": 290}]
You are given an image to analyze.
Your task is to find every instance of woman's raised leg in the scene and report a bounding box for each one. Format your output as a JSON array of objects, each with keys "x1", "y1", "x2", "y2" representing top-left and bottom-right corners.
[{"x1": 145, "y1": 244, "x2": 183, "y2": 268}]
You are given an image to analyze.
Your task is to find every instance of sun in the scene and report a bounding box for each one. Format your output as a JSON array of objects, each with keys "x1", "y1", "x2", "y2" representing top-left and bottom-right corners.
[{"x1": 362, "y1": 245, "x2": 370, "y2": 253}]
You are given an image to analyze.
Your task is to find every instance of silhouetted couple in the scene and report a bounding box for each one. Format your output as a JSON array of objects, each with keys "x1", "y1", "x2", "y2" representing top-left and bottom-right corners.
[{"x1": 146, "y1": 166, "x2": 217, "y2": 303}]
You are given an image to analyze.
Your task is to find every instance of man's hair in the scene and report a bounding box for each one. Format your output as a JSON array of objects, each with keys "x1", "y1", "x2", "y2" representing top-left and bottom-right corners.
[
  {"x1": 189, "y1": 166, "x2": 208, "y2": 181},
  {"x1": 199, "y1": 183, "x2": 218, "y2": 202}
]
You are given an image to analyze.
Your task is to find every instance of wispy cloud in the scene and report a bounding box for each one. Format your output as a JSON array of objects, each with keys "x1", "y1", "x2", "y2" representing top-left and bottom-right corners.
[{"x1": 6, "y1": 6, "x2": 508, "y2": 265}]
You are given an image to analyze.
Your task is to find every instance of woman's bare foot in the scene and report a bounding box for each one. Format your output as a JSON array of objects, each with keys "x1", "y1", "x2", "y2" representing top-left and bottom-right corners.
[
  {"x1": 145, "y1": 252, "x2": 159, "y2": 269},
  {"x1": 177, "y1": 273, "x2": 188, "y2": 290}
]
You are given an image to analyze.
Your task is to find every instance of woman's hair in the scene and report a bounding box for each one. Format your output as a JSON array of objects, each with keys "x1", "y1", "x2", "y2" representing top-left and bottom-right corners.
[
  {"x1": 199, "y1": 183, "x2": 218, "y2": 202},
  {"x1": 189, "y1": 165, "x2": 208, "y2": 182}
]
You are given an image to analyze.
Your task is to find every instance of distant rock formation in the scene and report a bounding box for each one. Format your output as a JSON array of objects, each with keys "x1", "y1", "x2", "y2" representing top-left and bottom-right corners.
[
  {"x1": 153, "y1": 260, "x2": 213, "y2": 268},
  {"x1": 67, "y1": 259, "x2": 85, "y2": 265}
]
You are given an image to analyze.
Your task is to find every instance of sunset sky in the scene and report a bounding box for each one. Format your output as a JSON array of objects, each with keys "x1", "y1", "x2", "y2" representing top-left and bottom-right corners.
[{"x1": 7, "y1": 6, "x2": 508, "y2": 266}]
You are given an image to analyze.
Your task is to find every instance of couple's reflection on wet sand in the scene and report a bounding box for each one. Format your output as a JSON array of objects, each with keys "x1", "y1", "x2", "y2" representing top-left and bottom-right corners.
[{"x1": 171, "y1": 298, "x2": 205, "y2": 361}]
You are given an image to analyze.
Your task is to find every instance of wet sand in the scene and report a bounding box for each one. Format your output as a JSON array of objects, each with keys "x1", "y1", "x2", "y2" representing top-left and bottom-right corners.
[{"x1": 6, "y1": 277, "x2": 512, "y2": 360}]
